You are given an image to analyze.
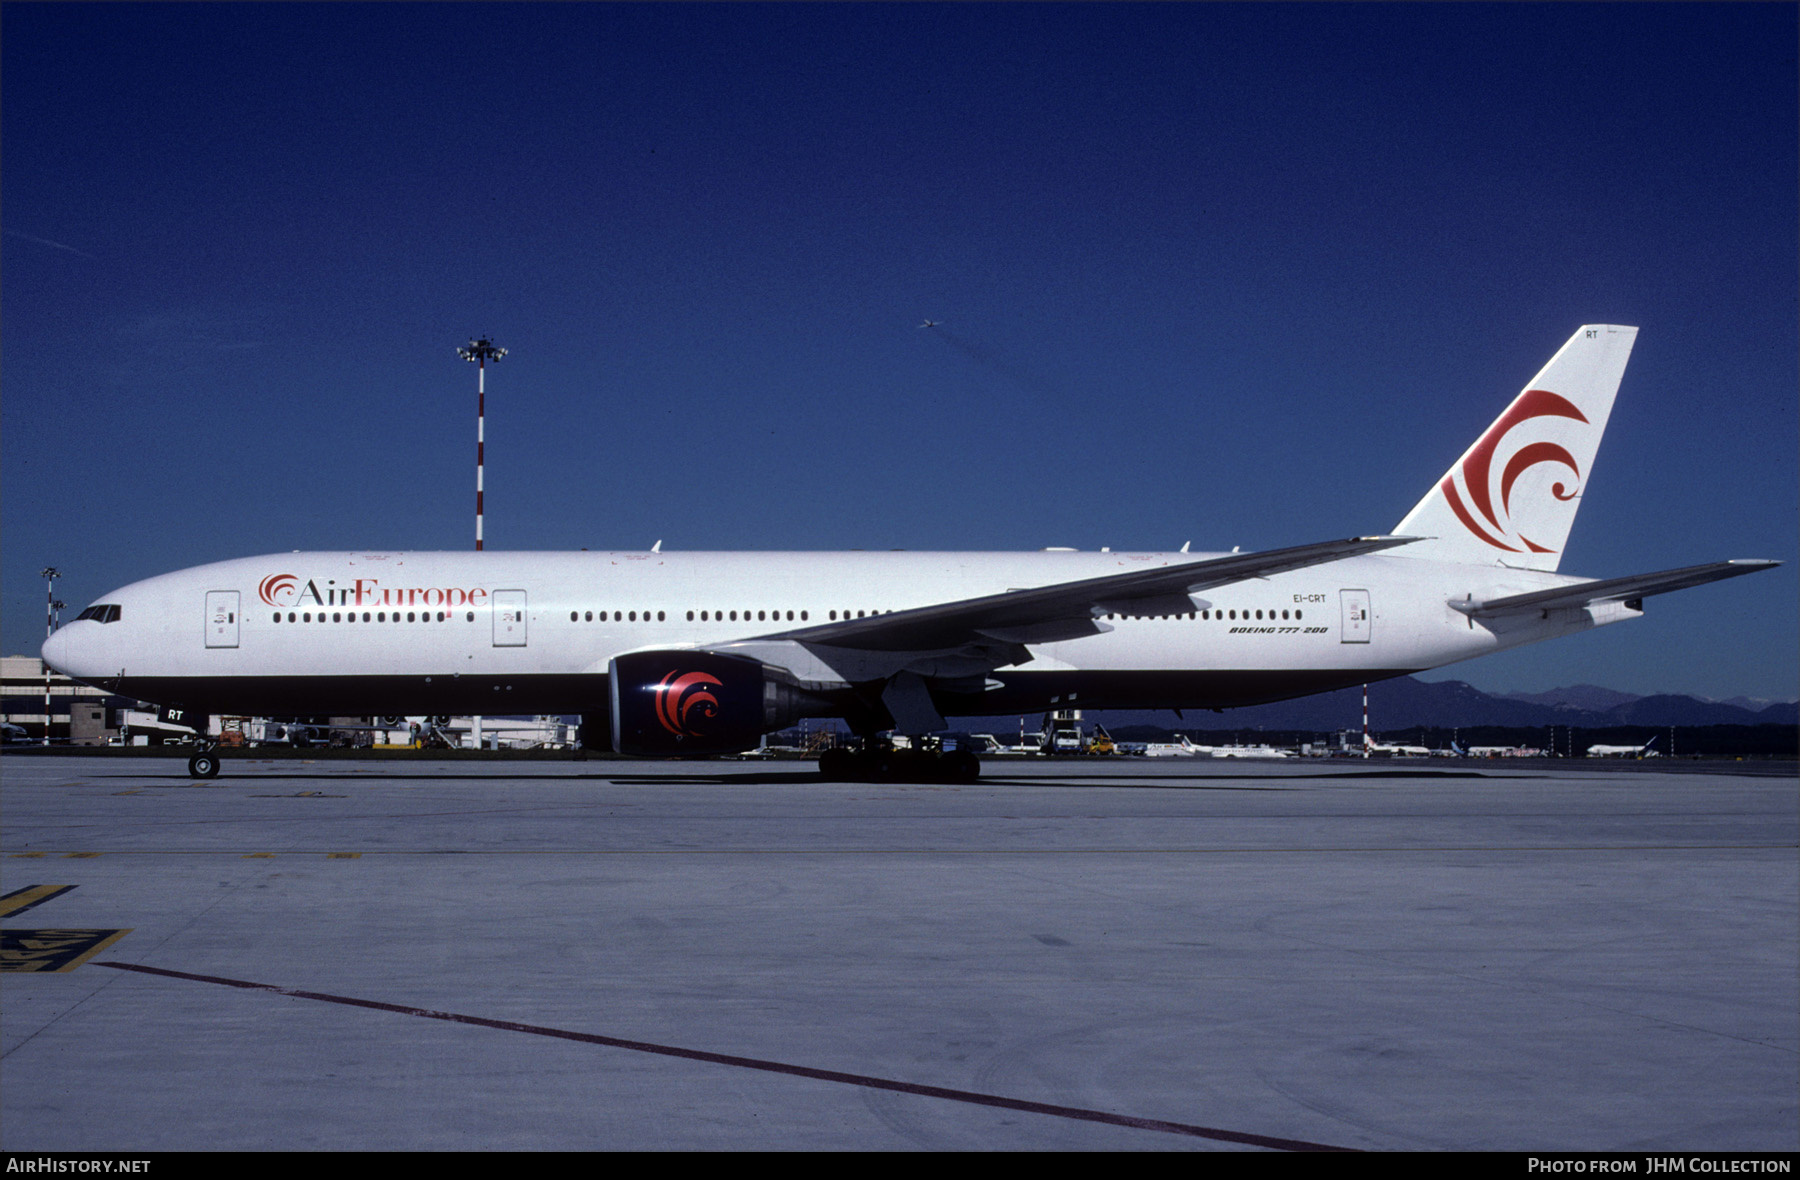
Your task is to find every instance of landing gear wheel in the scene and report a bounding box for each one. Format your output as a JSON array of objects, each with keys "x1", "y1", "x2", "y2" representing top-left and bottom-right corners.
[
  {"x1": 938, "y1": 749, "x2": 981, "y2": 783},
  {"x1": 818, "y1": 747, "x2": 856, "y2": 780},
  {"x1": 187, "y1": 752, "x2": 220, "y2": 778},
  {"x1": 854, "y1": 749, "x2": 895, "y2": 782}
]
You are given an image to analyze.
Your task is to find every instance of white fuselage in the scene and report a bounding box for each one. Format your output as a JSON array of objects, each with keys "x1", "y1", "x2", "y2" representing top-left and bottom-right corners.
[{"x1": 42, "y1": 546, "x2": 1625, "y2": 725}]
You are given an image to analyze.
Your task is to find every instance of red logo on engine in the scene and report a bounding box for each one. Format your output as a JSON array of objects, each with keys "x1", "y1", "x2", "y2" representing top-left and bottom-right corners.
[
  {"x1": 654, "y1": 671, "x2": 723, "y2": 738},
  {"x1": 1441, "y1": 388, "x2": 1589, "y2": 554}
]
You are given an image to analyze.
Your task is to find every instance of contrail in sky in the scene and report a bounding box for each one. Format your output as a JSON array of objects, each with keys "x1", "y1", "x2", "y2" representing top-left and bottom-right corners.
[
  {"x1": 5, "y1": 228, "x2": 97, "y2": 259},
  {"x1": 923, "y1": 322, "x2": 1075, "y2": 403}
]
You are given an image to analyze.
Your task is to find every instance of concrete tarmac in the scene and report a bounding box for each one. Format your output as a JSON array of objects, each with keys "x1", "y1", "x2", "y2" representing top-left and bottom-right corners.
[{"x1": 2, "y1": 754, "x2": 1795, "y2": 1151}]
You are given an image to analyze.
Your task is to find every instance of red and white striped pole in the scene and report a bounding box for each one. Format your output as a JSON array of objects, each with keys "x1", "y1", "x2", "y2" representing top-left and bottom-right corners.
[
  {"x1": 456, "y1": 340, "x2": 503, "y2": 754},
  {"x1": 41, "y1": 567, "x2": 59, "y2": 746},
  {"x1": 458, "y1": 338, "x2": 506, "y2": 551}
]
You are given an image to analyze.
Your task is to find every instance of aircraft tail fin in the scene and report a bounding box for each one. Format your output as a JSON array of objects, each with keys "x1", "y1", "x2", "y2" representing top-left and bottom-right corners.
[{"x1": 1394, "y1": 325, "x2": 1638, "y2": 571}]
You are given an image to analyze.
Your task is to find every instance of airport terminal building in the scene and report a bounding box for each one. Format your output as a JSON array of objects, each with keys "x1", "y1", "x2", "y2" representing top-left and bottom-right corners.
[{"x1": 1, "y1": 654, "x2": 134, "y2": 744}]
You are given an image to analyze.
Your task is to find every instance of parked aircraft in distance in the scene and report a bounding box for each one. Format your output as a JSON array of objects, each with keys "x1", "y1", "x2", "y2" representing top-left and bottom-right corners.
[
  {"x1": 1142, "y1": 735, "x2": 1208, "y2": 757},
  {"x1": 1364, "y1": 739, "x2": 1431, "y2": 757},
  {"x1": 42, "y1": 325, "x2": 1777, "y2": 780},
  {"x1": 1586, "y1": 736, "x2": 1662, "y2": 758},
  {"x1": 1210, "y1": 744, "x2": 1293, "y2": 760},
  {"x1": 1144, "y1": 736, "x2": 1295, "y2": 759}
]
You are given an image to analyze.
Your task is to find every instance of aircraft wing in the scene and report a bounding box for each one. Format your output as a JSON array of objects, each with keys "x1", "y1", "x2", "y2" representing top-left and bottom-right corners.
[
  {"x1": 1451, "y1": 559, "x2": 1780, "y2": 619},
  {"x1": 757, "y1": 535, "x2": 1418, "y2": 654}
]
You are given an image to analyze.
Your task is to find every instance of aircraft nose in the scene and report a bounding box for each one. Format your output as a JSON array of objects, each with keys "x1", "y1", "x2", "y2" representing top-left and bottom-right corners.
[
  {"x1": 41, "y1": 625, "x2": 73, "y2": 676},
  {"x1": 41, "y1": 620, "x2": 105, "y2": 683}
]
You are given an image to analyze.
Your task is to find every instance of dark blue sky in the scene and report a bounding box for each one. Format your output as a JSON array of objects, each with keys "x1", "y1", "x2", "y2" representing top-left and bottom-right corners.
[{"x1": 5, "y1": 3, "x2": 1795, "y2": 700}]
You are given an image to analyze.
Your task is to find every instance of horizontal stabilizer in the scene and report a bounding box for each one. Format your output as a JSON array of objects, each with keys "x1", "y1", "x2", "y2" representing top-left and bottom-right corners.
[{"x1": 1451, "y1": 559, "x2": 1779, "y2": 618}]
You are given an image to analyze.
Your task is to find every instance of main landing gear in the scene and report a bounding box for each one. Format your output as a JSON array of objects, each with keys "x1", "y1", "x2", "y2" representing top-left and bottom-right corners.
[{"x1": 817, "y1": 739, "x2": 981, "y2": 783}]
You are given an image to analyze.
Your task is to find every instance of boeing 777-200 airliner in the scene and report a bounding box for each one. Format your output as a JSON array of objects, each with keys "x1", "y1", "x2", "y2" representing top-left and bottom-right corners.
[{"x1": 41, "y1": 325, "x2": 1777, "y2": 779}]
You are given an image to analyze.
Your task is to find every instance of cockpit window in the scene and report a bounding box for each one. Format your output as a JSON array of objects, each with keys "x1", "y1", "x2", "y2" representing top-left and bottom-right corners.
[{"x1": 76, "y1": 604, "x2": 121, "y2": 623}]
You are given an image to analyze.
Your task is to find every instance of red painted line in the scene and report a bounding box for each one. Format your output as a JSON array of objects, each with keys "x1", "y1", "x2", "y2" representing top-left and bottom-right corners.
[{"x1": 97, "y1": 960, "x2": 1355, "y2": 1151}]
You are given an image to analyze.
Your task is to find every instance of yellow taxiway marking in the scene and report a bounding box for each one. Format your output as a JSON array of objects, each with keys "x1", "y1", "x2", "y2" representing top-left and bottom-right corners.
[
  {"x1": 2, "y1": 928, "x2": 132, "y2": 973},
  {"x1": 1, "y1": 885, "x2": 75, "y2": 918},
  {"x1": 0, "y1": 886, "x2": 133, "y2": 973}
]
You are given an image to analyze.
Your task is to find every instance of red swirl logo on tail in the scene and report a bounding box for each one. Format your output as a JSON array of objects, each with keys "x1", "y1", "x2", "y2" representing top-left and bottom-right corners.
[
  {"x1": 258, "y1": 574, "x2": 299, "y2": 606},
  {"x1": 654, "y1": 671, "x2": 723, "y2": 738},
  {"x1": 1441, "y1": 389, "x2": 1589, "y2": 554}
]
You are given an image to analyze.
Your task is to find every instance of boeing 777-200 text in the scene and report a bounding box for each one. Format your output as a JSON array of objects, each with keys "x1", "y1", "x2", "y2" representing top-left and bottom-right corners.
[{"x1": 41, "y1": 325, "x2": 1777, "y2": 779}]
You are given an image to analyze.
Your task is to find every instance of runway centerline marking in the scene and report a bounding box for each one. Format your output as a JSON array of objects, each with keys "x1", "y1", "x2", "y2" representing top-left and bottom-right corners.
[{"x1": 96, "y1": 960, "x2": 1355, "y2": 1151}]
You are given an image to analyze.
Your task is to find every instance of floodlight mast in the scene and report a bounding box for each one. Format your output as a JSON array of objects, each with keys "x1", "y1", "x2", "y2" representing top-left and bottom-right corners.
[
  {"x1": 457, "y1": 338, "x2": 506, "y2": 551},
  {"x1": 41, "y1": 567, "x2": 59, "y2": 746}
]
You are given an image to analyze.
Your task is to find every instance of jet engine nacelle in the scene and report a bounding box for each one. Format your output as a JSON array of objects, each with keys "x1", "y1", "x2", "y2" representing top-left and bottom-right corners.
[{"x1": 609, "y1": 650, "x2": 826, "y2": 756}]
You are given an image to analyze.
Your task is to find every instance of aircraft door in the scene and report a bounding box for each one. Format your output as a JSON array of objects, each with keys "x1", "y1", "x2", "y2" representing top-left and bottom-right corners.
[
  {"x1": 493, "y1": 590, "x2": 528, "y2": 647},
  {"x1": 1340, "y1": 589, "x2": 1371, "y2": 644},
  {"x1": 205, "y1": 591, "x2": 240, "y2": 648}
]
